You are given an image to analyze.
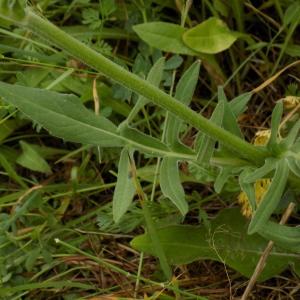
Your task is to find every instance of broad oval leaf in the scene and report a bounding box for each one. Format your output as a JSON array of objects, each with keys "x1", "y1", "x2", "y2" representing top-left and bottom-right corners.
[
  {"x1": 131, "y1": 208, "x2": 299, "y2": 281},
  {"x1": 113, "y1": 148, "x2": 136, "y2": 223},
  {"x1": 133, "y1": 22, "x2": 197, "y2": 55},
  {"x1": 182, "y1": 17, "x2": 238, "y2": 54},
  {"x1": 159, "y1": 157, "x2": 188, "y2": 215},
  {"x1": 248, "y1": 159, "x2": 289, "y2": 234}
]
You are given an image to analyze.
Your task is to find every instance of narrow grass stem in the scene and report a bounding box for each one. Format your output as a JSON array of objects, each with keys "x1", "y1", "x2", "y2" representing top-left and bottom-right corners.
[{"x1": 11, "y1": 9, "x2": 269, "y2": 164}]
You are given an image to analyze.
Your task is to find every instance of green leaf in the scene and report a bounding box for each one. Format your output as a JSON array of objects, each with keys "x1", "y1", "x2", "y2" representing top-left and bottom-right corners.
[
  {"x1": 120, "y1": 125, "x2": 195, "y2": 159},
  {"x1": 0, "y1": 82, "x2": 123, "y2": 147},
  {"x1": 133, "y1": 22, "x2": 197, "y2": 55},
  {"x1": 160, "y1": 157, "x2": 188, "y2": 215},
  {"x1": 239, "y1": 168, "x2": 256, "y2": 211},
  {"x1": 188, "y1": 162, "x2": 216, "y2": 183},
  {"x1": 25, "y1": 248, "x2": 41, "y2": 272},
  {"x1": 17, "y1": 141, "x2": 52, "y2": 174},
  {"x1": 248, "y1": 159, "x2": 289, "y2": 234},
  {"x1": 283, "y1": 2, "x2": 300, "y2": 26},
  {"x1": 0, "y1": 0, "x2": 26, "y2": 22},
  {"x1": 174, "y1": 60, "x2": 200, "y2": 106},
  {"x1": 281, "y1": 119, "x2": 300, "y2": 149},
  {"x1": 243, "y1": 158, "x2": 278, "y2": 183},
  {"x1": 0, "y1": 150, "x2": 27, "y2": 188},
  {"x1": 214, "y1": 167, "x2": 231, "y2": 193},
  {"x1": 287, "y1": 156, "x2": 300, "y2": 177},
  {"x1": 229, "y1": 92, "x2": 252, "y2": 117},
  {"x1": 0, "y1": 119, "x2": 28, "y2": 142},
  {"x1": 182, "y1": 17, "x2": 238, "y2": 54},
  {"x1": 131, "y1": 208, "x2": 300, "y2": 281},
  {"x1": 259, "y1": 221, "x2": 300, "y2": 252},
  {"x1": 123, "y1": 57, "x2": 165, "y2": 124},
  {"x1": 218, "y1": 87, "x2": 243, "y2": 138},
  {"x1": 113, "y1": 148, "x2": 136, "y2": 223},
  {"x1": 166, "y1": 60, "x2": 200, "y2": 146},
  {"x1": 0, "y1": 82, "x2": 194, "y2": 159},
  {"x1": 120, "y1": 126, "x2": 170, "y2": 154},
  {"x1": 196, "y1": 98, "x2": 224, "y2": 163}
]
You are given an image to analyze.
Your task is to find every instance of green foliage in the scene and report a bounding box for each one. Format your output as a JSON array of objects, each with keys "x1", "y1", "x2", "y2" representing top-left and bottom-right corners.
[
  {"x1": 160, "y1": 157, "x2": 187, "y2": 215},
  {"x1": 248, "y1": 160, "x2": 289, "y2": 234},
  {"x1": 17, "y1": 141, "x2": 52, "y2": 174},
  {"x1": 0, "y1": 0, "x2": 299, "y2": 297},
  {"x1": 131, "y1": 208, "x2": 300, "y2": 281},
  {"x1": 182, "y1": 17, "x2": 238, "y2": 54},
  {"x1": 112, "y1": 148, "x2": 136, "y2": 223},
  {"x1": 133, "y1": 22, "x2": 196, "y2": 55},
  {"x1": 0, "y1": 0, "x2": 25, "y2": 22},
  {"x1": 133, "y1": 18, "x2": 239, "y2": 55}
]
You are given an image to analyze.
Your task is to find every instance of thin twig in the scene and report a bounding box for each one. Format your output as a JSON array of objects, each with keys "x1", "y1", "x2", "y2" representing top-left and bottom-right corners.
[
  {"x1": 241, "y1": 202, "x2": 296, "y2": 300},
  {"x1": 93, "y1": 78, "x2": 100, "y2": 115}
]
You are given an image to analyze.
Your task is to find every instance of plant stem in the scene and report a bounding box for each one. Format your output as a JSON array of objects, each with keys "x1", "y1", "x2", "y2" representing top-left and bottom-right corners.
[{"x1": 16, "y1": 9, "x2": 268, "y2": 164}]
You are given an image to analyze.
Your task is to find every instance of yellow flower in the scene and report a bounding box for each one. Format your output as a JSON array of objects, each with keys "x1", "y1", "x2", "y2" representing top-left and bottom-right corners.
[
  {"x1": 253, "y1": 129, "x2": 271, "y2": 146},
  {"x1": 282, "y1": 96, "x2": 300, "y2": 109},
  {"x1": 238, "y1": 129, "x2": 271, "y2": 217},
  {"x1": 238, "y1": 179, "x2": 271, "y2": 218}
]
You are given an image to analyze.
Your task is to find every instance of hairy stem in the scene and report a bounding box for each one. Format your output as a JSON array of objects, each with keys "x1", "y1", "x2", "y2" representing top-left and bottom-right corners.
[{"x1": 9, "y1": 8, "x2": 269, "y2": 164}]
